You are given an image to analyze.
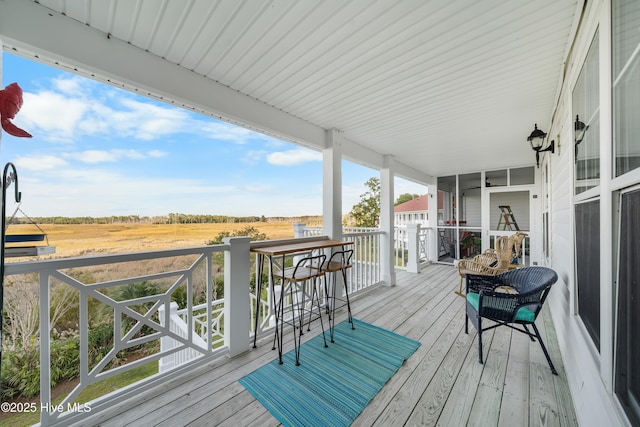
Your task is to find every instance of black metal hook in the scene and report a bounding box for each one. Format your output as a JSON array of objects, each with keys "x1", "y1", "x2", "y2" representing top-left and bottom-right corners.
[{"x1": 3, "y1": 162, "x2": 21, "y2": 201}]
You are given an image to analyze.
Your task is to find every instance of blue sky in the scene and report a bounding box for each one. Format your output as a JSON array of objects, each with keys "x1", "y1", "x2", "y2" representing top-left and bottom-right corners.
[{"x1": 1, "y1": 52, "x2": 426, "y2": 218}]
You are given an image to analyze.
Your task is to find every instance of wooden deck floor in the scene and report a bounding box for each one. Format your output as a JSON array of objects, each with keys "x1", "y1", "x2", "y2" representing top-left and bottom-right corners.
[{"x1": 88, "y1": 264, "x2": 577, "y2": 427}]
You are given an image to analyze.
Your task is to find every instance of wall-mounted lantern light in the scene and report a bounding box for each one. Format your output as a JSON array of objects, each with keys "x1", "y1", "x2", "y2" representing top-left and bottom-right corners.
[{"x1": 527, "y1": 123, "x2": 555, "y2": 167}]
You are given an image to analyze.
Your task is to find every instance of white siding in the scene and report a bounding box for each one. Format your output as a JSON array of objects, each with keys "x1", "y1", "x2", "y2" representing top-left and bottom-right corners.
[
  {"x1": 551, "y1": 113, "x2": 574, "y2": 289},
  {"x1": 546, "y1": 1, "x2": 631, "y2": 426}
]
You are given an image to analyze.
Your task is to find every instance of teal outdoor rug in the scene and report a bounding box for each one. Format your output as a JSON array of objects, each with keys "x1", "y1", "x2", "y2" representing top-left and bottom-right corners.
[{"x1": 239, "y1": 318, "x2": 421, "y2": 427}]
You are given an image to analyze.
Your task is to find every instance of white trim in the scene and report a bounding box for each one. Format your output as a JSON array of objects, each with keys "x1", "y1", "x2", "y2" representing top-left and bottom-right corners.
[
  {"x1": 611, "y1": 167, "x2": 640, "y2": 192},
  {"x1": 598, "y1": 0, "x2": 614, "y2": 394}
]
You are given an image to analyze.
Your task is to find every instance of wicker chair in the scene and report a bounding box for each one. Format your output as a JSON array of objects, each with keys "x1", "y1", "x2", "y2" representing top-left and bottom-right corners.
[
  {"x1": 464, "y1": 266, "x2": 558, "y2": 374},
  {"x1": 510, "y1": 231, "x2": 528, "y2": 266},
  {"x1": 455, "y1": 236, "x2": 515, "y2": 296}
]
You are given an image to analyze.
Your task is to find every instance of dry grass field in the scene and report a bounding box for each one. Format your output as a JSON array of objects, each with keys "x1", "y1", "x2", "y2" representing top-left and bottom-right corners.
[{"x1": 5, "y1": 218, "x2": 322, "y2": 260}]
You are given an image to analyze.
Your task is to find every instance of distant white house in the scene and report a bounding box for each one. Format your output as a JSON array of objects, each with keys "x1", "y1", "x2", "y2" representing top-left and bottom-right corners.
[{"x1": 393, "y1": 194, "x2": 429, "y2": 227}]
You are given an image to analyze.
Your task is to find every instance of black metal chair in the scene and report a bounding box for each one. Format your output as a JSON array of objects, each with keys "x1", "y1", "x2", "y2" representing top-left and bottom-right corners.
[{"x1": 464, "y1": 266, "x2": 559, "y2": 375}]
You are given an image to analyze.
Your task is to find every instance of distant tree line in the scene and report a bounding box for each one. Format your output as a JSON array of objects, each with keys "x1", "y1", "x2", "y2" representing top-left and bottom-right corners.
[
  {"x1": 8, "y1": 213, "x2": 272, "y2": 225},
  {"x1": 9, "y1": 213, "x2": 324, "y2": 225}
]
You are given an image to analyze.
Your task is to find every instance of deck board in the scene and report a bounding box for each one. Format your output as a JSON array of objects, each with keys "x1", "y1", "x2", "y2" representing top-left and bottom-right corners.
[{"x1": 86, "y1": 264, "x2": 577, "y2": 427}]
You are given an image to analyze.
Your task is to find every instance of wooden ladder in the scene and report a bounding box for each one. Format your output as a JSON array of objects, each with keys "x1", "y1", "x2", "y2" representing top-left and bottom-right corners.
[{"x1": 497, "y1": 205, "x2": 520, "y2": 230}]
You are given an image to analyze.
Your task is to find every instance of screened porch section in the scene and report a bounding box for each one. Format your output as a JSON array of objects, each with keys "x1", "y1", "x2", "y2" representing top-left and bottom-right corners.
[{"x1": 437, "y1": 167, "x2": 535, "y2": 265}]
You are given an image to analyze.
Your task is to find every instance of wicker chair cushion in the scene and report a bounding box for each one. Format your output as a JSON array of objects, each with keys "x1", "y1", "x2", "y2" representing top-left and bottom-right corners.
[{"x1": 466, "y1": 292, "x2": 535, "y2": 323}]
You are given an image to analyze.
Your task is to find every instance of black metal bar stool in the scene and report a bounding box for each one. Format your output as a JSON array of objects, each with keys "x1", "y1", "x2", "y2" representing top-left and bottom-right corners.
[
  {"x1": 272, "y1": 253, "x2": 327, "y2": 365},
  {"x1": 321, "y1": 249, "x2": 354, "y2": 342}
]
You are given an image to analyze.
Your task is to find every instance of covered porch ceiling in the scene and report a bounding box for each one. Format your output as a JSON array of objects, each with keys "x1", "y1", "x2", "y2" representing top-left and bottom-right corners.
[{"x1": 0, "y1": 0, "x2": 581, "y2": 182}]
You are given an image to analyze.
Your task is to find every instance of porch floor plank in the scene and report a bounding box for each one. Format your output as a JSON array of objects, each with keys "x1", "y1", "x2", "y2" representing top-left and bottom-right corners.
[{"x1": 84, "y1": 264, "x2": 577, "y2": 427}]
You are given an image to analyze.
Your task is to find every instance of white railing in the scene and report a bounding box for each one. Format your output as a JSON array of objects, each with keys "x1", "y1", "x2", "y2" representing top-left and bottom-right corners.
[
  {"x1": 418, "y1": 227, "x2": 431, "y2": 265},
  {"x1": 297, "y1": 226, "x2": 384, "y2": 293},
  {"x1": 158, "y1": 302, "x2": 210, "y2": 373},
  {"x1": 300, "y1": 224, "x2": 431, "y2": 272},
  {"x1": 4, "y1": 245, "x2": 233, "y2": 426},
  {"x1": 394, "y1": 227, "x2": 409, "y2": 268},
  {"x1": 342, "y1": 229, "x2": 383, "y2": 294}
]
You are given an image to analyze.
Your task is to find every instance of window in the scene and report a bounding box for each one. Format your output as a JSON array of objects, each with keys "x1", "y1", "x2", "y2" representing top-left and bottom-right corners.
[
  {"x1": 613, "y1": 0, "x2": 640, "y2": 176},
  {"x1": 575, "y1": 200, "x2": 600, "y2": 350},
  {"x1": 485, "y1": 169, "x2": 507, "y2": 187},
  {"x1": 615, "y1": 188, "x2": 640, "y2": 425},
  {"x1": 573, "y1": 31, "x2": 600, "y2": 195},
  {"x1": 510, "y1": 167, "x2": 535, "y2": 185}
]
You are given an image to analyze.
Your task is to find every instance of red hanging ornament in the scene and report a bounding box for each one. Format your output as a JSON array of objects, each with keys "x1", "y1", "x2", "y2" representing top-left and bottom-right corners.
[{"x1": 0, "y1": 82, "x2": 32, "y2": 138}]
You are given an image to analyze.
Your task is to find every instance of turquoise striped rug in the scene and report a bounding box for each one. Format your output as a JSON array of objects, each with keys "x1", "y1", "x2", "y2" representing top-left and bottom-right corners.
[{"x1": 239, "y1": 318, "x2": 421, "y2": 427}]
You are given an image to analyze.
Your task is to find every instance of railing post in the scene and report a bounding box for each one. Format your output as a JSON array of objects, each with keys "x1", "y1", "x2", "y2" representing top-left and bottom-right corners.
[
  {"x1": 39, "y1": 273, "x2": 52, "y2": 426},
  {"x1": 223, "y1": 236, "x2": 251, "y2": 357},
  {"x1": 293, "y1": 223, "x2": 306, "y2": 238},
  {"x1": 158, "y1": 302, "x2": 178, "y2": 373},
  {"x1": 406, "y1": 223, "x2": 420, "y2": 274}
]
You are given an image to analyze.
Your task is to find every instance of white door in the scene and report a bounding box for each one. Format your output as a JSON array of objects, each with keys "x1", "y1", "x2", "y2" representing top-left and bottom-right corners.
[{"x1": 483, "y1": 187, "x2": 534, "y2": 265}]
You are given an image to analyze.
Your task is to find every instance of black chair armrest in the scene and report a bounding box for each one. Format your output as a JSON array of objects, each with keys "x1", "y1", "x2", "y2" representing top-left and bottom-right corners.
[{"x1": 465, "y1": 273, "x2": 504, "y2": 294}]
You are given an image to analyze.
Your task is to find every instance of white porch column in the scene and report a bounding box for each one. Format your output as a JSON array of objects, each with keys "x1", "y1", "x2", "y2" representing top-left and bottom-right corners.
[
  {"x1": 427, "y1": 184, "x2": 438, "y2": 263},
  {"x1": 223, "y1": 236, "x2": 251, "y2": 357},
  {"x1": 380, "y1": 156, "x2": 396, "y2": 286},
  {"x1": 406, "y1": 223, "x2": 420, "y2": 274},
  {"x1": 293, "y1": 223, "x2": 306, "y2": 238},
  {"x1": 322, "y1": 129, "x2": 343, "y2": 240}
]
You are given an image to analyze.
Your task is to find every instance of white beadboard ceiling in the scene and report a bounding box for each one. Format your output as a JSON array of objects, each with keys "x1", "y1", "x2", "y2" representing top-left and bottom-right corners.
[{"x1": 3, "y1": 0, "x2": 580, "y2": 180}]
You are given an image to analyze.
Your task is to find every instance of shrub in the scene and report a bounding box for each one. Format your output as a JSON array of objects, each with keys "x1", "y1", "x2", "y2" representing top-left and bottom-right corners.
[
  {"x1": 0, "y1": 335, "x2": 80, "y2": 399},
  {"x1": 206, "y1": 226, "x2": 267, "y2": 245},
  {"x1": 1, "y1": 342, "x2": 40, "y2": 399}
]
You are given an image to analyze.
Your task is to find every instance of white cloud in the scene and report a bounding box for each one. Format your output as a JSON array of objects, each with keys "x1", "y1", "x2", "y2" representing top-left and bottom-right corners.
[
  {"x1": 15, "y1": 149, "x2": 168, "y2": 168},
  {"x1": 147, "y1": 150, "x2": 167, "y2": 158},
  {"x1": 13, "y1": 155, "x2": 69, "y2": 171},
  {"x1": 20, "y1": 91, "x2": 88, "y2": 141},
  {"x1": 15, "y1": 78, "x2": 194, "y2": 142},
  {"x1": 63, "y1": 149, "x2": 169, "y2": 164},
  {"x1": 242, "y1": 150, "x2": 267, "y2": 165},
  {"x1": 15, "y1": 75, "x2": 283, "y2": 151},
  {"x1": 117, "y1": 98, "x2": 191, "y2": 140},
  {"x1": 267, "y1": 149, "x2": 322, "y2": 166},
  {"x1": 201, "y1": 121, "x2": 278, "y2": 145},
  {"x1": 52, "y1": 75, "x2": 86, "y2": 96},
  {"x1": 66, "y1": 150, "x2": 119, "y2": 163}
]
